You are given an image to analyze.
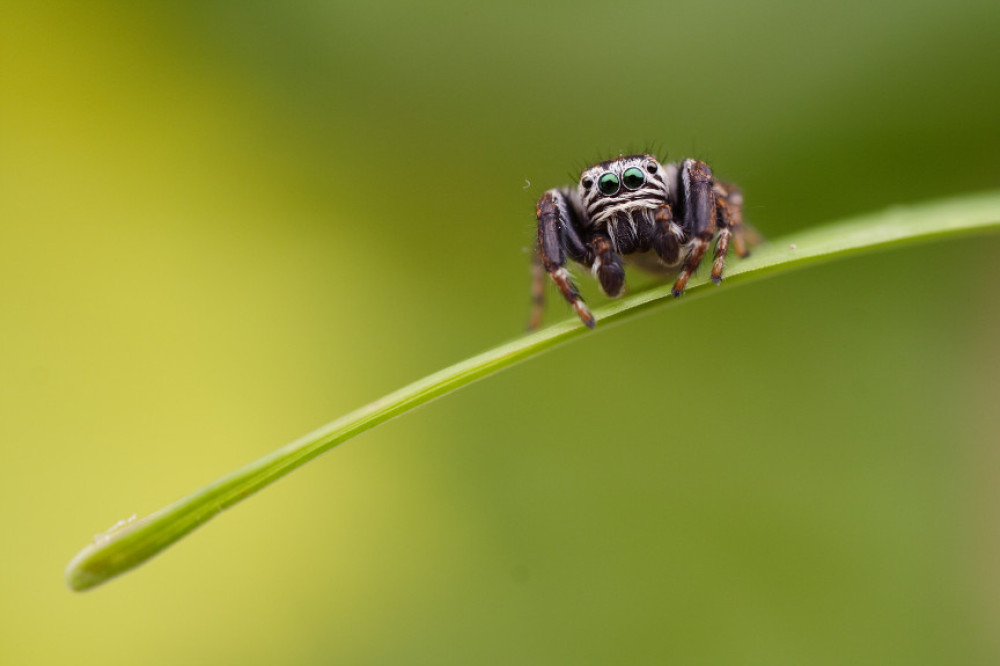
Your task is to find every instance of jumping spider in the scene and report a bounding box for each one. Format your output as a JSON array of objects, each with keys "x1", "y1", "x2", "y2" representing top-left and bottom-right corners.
[{"x1": 529, "y1": 154, "x2": 750, "y2": 329}]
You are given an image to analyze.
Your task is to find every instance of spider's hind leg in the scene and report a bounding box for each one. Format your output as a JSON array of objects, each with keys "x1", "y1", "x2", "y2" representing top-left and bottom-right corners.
[{"x1": 710, "y1": 181, "x2": 748, "y2": 285}]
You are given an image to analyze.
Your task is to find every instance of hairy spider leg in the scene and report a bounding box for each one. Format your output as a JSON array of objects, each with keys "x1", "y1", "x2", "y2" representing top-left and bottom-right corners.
[
  {"x1": 709, "y1": 181, "x2": 749, "y2": 284},
  {"x1": 720, "y1": 183, "x2": 750, "y2": 260},
  {"x1": 589, "y1": 235, "x2": 626, "y2": 298},
  {"x1": 535, "y1": 189, "x2": 595, "y2": 329},
  {"x1": 671, "y1": 159, "x2": 718, "y2": 297},
  {"x1": 651, "y1": 203, "x2": 682, "y2": 265}
]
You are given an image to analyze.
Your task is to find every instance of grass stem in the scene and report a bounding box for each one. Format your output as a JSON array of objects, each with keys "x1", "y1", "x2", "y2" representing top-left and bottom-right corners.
[{"x1": 66, "y1": 191, "x2": 1000, "y2": 591}]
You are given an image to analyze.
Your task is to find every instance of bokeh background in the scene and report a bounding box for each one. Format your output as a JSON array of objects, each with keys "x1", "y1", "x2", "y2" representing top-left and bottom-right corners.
[{"x1": 2, "y1": 1, "x2": 1000, "y2": 663}]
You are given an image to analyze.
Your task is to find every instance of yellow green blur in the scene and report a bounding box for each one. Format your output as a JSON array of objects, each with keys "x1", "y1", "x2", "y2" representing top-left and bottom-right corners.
[{"x1": 3, "y1": 1, "x2": 1000, "y2": 664}]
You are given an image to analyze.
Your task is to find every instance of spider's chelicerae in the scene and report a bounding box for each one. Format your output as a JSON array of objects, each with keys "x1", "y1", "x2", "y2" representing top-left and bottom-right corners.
[{"x1": 529, "y1": 154, "x2": 749, "y2": 329}]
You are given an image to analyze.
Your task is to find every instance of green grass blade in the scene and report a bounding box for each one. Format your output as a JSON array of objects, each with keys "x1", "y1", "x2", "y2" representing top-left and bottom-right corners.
[{"x1": 65, "y1": 191, "x2": 1000, "y2": 592}]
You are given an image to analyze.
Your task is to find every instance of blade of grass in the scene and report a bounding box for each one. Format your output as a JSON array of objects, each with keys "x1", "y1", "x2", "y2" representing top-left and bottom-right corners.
[{"x1": 66, "y1": 191, "x2": 1000, "y2": 591}]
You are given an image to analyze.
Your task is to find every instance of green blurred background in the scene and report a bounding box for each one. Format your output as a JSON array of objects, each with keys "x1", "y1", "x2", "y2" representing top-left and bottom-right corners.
[{"x1": 2, "y1": 1, "x2": 999, "y2": 663}]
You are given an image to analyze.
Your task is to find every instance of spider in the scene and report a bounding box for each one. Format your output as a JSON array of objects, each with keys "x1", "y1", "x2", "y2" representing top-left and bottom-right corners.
[{"x1": 529, "y1": 154, "x2": 750, "y2": 329}]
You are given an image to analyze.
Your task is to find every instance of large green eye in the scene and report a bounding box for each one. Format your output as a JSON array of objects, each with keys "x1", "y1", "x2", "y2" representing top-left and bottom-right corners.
[
  {"x1": 598, "y1": 172, "x2": 620, "y2": 195},
  {"x1": 622, "y1": 167, "x2": 645, "y2": 190}
]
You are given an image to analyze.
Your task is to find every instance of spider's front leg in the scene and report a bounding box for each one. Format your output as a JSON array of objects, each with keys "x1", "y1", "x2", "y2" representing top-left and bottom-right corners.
[
  {"x1": 671, "y1": 159, "x2": 719, "y2": 297},
  {"x1": 588, "y1": 234, "x2": 625, "y2": 299},
  {"x1": 651, "y1": 203, "x2": 683, "y2": 266},
  {"x1": 531, "y1": 189, "x2": 596, "y2": 329}
]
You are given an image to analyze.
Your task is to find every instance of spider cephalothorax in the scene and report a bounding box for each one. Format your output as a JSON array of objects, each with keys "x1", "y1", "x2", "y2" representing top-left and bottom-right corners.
[
  {"x1": 529, "y1": 154, "x2": 749, "y2": 329},
  {"x1": 578, "y1": 155, "x2": 671, "y2": 234}
]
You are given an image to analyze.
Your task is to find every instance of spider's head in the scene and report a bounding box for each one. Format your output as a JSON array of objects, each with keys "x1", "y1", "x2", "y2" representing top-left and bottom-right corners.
[{"x1": 578, "y1": 154, "x2": 670, "y2": 227}]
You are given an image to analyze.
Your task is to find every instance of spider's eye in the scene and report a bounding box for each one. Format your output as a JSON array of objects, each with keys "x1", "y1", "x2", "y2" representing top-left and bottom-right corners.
[
  {"x1": 598, "y1": 172, "x2": 620, "y2": 195},
  {"x1": 645, "y1": 161, "x2": 658, "y2": 174},
  {"x1": 622, "y1": 167, "x2": 645, "y2": 190},
  {"x1": 581, "y1": 178, "x2": 593, "y2": 190}
]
